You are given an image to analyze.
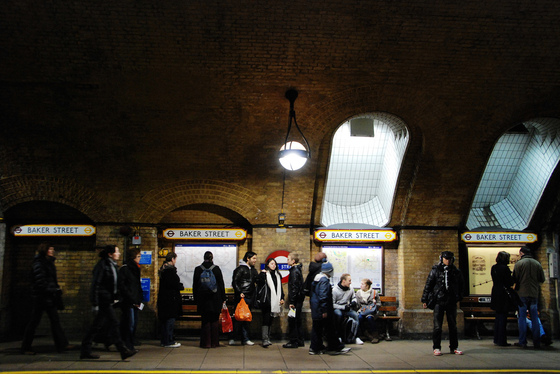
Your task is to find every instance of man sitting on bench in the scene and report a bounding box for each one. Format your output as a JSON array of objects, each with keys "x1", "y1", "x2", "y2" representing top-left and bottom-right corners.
[{"x1": 332, "y1": 274, "x2": 363, "y2": 345}]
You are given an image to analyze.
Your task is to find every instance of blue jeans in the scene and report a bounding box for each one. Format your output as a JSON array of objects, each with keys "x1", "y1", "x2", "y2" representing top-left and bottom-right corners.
[
  {"x1": 121, "y1": 306, "x2": 139, "y2": 350},
  {"x1": 359, "y1": 314, "x2": 376, "y2": 334},
  {"x1": 518, "y1": 297, "x2": 540, "y2": 347},
  {"x1": 160, "y1": 318, "x2": 176, "y2": 346},
  {"x1": 231, "y1": 297, "x2": 253, "y2": 343},
  {"x1": 333, "y1": 308, "x2": 359, "y2": 341}
]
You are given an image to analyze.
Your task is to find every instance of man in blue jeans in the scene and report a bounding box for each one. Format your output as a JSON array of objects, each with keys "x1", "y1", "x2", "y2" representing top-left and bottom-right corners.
[{"x1": 512, "y1": 246, "x2": 545, "y2": 349}]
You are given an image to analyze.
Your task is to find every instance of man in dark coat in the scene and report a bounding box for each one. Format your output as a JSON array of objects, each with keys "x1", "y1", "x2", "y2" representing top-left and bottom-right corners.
[
  {"x1": 229, "y1": 251, "x2": 258, "y2": 345},
  {"x1": 422, "y1": 251, "x2": 464, "y2": 356},
  {"x1": 21, "y1": 243, "x2": 72, "y2": 354},
  {"x1": 309, "y1": 261, "x2": 350, "y2": 355},
  {"x1": 513, "y1": 246, "x2": 545, "y2": 348},
  {"x1": 118, "y1": 248, "x2": 143, "y2": 351},
  {"x1": 303, "y1": 252, "x2": 327, "y2": 297},
  {"x1": 283, "y1": 252, "x2": 305, "y2": 348},
  {"x1": 193, "y1": 251, "x2": 226, "y2": 348},
  {"x1": 158, "y1": 252, "x2": 184, "y2": 348},
  {"x1": 81, "y1": 245, "x2": 136, "y2": 360}
]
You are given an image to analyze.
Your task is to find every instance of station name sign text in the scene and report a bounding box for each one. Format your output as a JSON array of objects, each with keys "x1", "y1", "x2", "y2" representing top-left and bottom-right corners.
[
  {"x1": 163, "y1": 228, "x2": 247, "y2": 241},
  {"x1": 12, "y1": 224, "x2": 96, "y2": 236},
  {"x1": 461, "y1": 231, "x2": 537, "y2": 243},
  {"x1": 314, "y1": 229, "x2": 397, "y2": 242}
]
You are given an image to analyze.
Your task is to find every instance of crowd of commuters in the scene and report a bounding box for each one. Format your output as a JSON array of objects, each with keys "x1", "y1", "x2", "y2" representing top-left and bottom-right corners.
[{"x1": 20, "y1": 244, "x2": 551, "y2": 360}]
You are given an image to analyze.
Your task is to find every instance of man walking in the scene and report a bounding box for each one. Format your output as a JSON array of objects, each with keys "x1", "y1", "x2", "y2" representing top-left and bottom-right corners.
[
  {"x1": 421, "y1": 251, "x2": 464, "y2": 356},
  {"x1": 513, "y1": 246, "x2": 545, "y2": 349}
]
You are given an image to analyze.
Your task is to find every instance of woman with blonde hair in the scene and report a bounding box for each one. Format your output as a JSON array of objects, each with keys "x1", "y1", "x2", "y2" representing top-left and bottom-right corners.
[{"x1": 355, "y1": 278, "x2": 380, "y2": 343}]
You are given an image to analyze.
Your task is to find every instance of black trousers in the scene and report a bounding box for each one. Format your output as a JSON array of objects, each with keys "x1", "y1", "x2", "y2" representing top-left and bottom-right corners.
[
  {"x1": 287, "y1": 301, "x2": 304, "y2": 344},
  {"x1": 432, "y1": 301, "x2": 458, "y2": 350},
  {"x1": 21, "y1": 297, "x2": 69, "y2": 351},
  {"x1": 81, "y1": 304, "x2": 125, "y2": 354}
]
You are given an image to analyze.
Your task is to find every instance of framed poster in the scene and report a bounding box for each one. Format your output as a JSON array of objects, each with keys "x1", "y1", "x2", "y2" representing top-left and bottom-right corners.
[
  {"x1": 174, "y1": 243, "x2": 237, "y2": 293},
  {"x1": 467, "y1": 246, "x2": 521, "y2": 295},
  {"x1": 322, "y1": 245, "x2": 383, "y2": 291}
]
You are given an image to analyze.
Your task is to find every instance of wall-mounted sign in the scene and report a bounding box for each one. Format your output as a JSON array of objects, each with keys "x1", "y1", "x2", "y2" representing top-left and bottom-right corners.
[
  {"x1": 314, "y1": 229, "x2": 397, "y2": 242},
  {"x1": 261, "y1": 250, "x2": 291, "y2": 284},
  {"x1": 139, "y1": 251, "x2": 152, "y2": 265},
  {"x1": 11, "y1": 224, "x2": 96, "y2": 237},
  {"x1": 163, "y1": 228, "x2": 247, "y2": 241},
  {"x1": 461, "y1": 231, "x2": 537, "y2": 244}
]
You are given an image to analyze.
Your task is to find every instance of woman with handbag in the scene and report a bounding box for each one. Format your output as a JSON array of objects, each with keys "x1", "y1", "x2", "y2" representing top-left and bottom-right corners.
[
  {"x1": 490, "y1": 251, "x2": 515, "y2": 346},
  {"x1": 256, "y1": 258, "x2": 284, "y2": 347},
  {"x1": 356, "y1": 278, "x2": 381, "y2": 343}
]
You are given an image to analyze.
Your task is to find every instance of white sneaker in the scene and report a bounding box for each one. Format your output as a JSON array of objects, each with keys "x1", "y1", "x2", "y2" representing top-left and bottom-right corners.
[
  {"x1": 244, "y1": 340, "x2": 255, "y2": 346},
  {"x1": 355, "y1": 337, "x2": 364, "y2": 345},
  {"x1": 163, "y1": 343, "x2": 181, "y2": 348},
  {"x1": 228, "y1": 339, "x2": 236, "y2": 346}
]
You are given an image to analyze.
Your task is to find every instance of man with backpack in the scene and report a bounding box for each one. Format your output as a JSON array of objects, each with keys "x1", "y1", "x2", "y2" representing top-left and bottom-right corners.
[
  {"x1": 332, "y1": 273, "x2": 362, "y2": 345},
  {"x1": 193, "y1": 251, "x2": 226, "y2": 348}
]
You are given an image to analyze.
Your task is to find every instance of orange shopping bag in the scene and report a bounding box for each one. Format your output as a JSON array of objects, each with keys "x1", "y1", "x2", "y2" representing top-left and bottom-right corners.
[{"x1": 234, "y1": 297, "x2": 252, "y2": 321}]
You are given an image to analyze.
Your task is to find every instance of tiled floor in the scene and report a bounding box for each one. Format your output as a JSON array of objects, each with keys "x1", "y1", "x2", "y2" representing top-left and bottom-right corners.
[{"x1": 1, "y1": 337, "x2": 558, "y2": 372}]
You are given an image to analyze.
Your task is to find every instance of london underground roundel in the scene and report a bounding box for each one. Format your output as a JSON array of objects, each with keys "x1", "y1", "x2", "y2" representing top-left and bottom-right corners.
[{"x1": 265, "y1": 250, "x2": 291, "y2": 283}]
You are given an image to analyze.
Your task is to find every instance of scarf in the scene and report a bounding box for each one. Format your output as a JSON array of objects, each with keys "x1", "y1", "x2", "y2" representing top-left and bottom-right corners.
[
  {"x1": 266, "y1": 270, "x2": 282, "y2": 315},
  {"x1": 337, "y1": 281, "x2": 350, "y2": 291},
  {"x1": 356, "y1": 288, "x2": 376, "y2": 306}
]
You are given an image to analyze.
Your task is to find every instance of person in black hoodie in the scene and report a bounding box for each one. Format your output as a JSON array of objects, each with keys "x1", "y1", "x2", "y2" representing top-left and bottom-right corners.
[
  {"x1": 193, "y1": 251, "x2": 226, "y2": 348},
  {"x1": 158, "y1": 252, "x2": 184, "y2": 348},
  {"x1": 21, "y1": 242, "x2": 72, "y2": 355},
  {"x1": 118, "y1": 248, "x2": 143, "y2": 351},
  {"x1": 421, "y1": 251, "x2": 464, "y2": 357},
  {"x1": 283, "y1": 252, "x2": 305, "y2": 349},
  {"x1": 303, "y1": 252, "x2": 327, "y2": 297},
  {"x1": 81, "y1": 245, "x2": 136, "y2": 360}
]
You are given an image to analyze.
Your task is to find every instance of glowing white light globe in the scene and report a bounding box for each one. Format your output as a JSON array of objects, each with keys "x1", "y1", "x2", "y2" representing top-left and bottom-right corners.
[{"x1": 279, "y1": 141, "x2": 309, "y2": 170}]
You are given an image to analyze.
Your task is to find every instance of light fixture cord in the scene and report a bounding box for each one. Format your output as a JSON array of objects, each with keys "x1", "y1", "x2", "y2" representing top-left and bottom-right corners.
[
  {"x1": 281, "y1": 168, "x2": 286, "y2": 212},
  {"x1": 283, "y1": 95, "x2": 311, "y2": 158}
]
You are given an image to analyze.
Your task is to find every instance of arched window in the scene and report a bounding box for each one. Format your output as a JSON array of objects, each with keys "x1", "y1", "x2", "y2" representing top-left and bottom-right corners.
[
  {"x1": 321, "y1": 113, "x2": 409, "y2": 227},
  {"x1": 467, "y1": 118, "x2": 560, "y2": 230}
]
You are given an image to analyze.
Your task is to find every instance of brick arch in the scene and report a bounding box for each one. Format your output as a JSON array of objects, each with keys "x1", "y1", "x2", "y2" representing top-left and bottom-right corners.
[
  {"x1": 139, "y1": 179, "x2": 263, "y2": 224},
  {"x1": 0, "y1": 175, "x2": 111, "y2": 222}
]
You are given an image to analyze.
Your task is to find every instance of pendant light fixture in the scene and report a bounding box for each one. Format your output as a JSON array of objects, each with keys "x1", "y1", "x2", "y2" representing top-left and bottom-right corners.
[{"x1": 278, "y1": 89, "x2": 311, "y2": 171}]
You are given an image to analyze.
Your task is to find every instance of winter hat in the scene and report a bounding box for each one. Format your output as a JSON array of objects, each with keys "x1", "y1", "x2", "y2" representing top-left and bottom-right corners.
[{"x1": 321, "y1": 261, "x2": 334, "y2": 277}]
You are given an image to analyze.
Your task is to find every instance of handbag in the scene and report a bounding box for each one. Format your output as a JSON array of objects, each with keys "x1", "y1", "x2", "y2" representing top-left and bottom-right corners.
[
  {"x1": 254, "y1": 283, "x2": 268, "y2": 309},
  {"x1": 220, "y1": 303, "x2": 233, "y2": 333},
  {"x1": 359, "y1": 303, "x2": 378, "y2": 317},
  {"x1": 504, "y1": 286, "x2": 523, "y2": 307},
  {"x1": 234, "y1": 297, "x2": 252, "y2": 321}
]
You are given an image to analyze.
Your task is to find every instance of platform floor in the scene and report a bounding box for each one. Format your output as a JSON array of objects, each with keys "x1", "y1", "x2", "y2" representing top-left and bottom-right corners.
[{"x1": 0, "y1": 336, "x2": 558, "y2": 373}]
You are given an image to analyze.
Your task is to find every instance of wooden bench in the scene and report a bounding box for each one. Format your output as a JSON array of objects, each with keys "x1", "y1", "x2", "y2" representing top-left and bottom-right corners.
[
  {"x1": 378, "y1": 296, "x2": 400, "y2": 341},
  {"x1": 179, "y1": 293, "x2": 235, "y2": 323},
  {"x1": 461, "y1": 296, "x2": 517, "y2": 339}
]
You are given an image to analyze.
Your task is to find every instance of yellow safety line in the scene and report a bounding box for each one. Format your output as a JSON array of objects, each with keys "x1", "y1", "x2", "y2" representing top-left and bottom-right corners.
[{"x1": 3, "y1": 370, "x2": 560, "y2": 374}]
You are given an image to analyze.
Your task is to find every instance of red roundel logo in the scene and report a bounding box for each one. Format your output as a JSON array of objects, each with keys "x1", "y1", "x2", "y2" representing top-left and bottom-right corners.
[{"x1": 265, "y1": 250, "x2": 291, "y2": 284}]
